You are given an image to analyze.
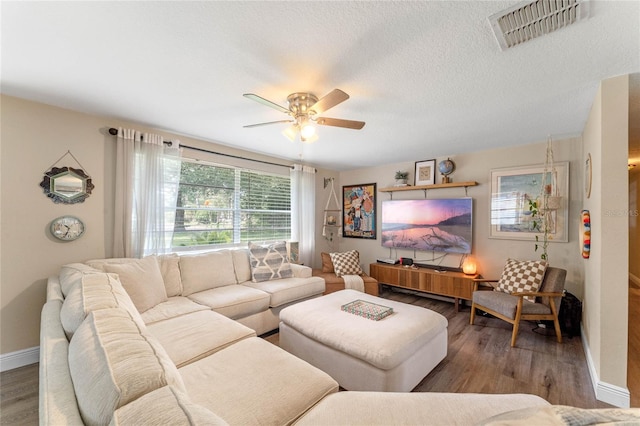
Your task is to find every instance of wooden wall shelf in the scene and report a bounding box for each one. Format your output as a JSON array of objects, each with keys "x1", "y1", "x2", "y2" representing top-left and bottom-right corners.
[{"x1": 379, "y1": 181, "x2": 478, "y2": 193}]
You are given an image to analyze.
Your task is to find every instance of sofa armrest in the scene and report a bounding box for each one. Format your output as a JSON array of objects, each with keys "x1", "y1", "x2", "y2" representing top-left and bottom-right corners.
[{"x1": 290, "y1": 263, "x2": 312, "y2": 278}]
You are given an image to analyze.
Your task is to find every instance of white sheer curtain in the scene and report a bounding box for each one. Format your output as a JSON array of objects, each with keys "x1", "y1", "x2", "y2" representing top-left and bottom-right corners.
[
  {"x1": 290, "y1": 164, "x2": 316, "y2": 267},
  {"x1": 113, "y1": 128, "x2": 181, "y2": 258}
]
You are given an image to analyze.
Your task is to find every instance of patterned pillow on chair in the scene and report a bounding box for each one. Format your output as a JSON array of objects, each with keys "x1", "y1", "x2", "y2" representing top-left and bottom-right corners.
[
  {"x1": 496, "y1": 258, "x2": 548, "y2": 302},
  {"x1": 329, "y1": 250, "x2": 363, "y2": 277}
]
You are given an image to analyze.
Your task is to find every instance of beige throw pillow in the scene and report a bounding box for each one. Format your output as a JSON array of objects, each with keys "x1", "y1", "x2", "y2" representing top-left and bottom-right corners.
[
  {"x1": 330, "y1": 250, "x2": 363, "y2": 277},
  {"x1": 248, "y1": 241, "x2": 293, "y2": 282},
  {"x1": 60, "y1": 273, "x2": 143, "y2": 339},
  {"x1": 68, "y1": 308, "x2": 185, "y2": 426},
  {"x1": 155, "y1": 253, "x2": 183, "y2": 296},
  {"x1": 496, "y1": 258, "x2": 548, "y2": 302},
  {"x1": 102, "y1": 256, "x2": 168, "y2": 313},
  {"x1": 180, "y1": 250, "x2": 237, "y2": 295}
]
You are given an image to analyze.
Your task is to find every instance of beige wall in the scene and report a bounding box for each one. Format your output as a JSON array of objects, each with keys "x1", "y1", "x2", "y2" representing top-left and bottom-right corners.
[
  {"x1": 1, "y1": 96, "x2": 109, "y2": 353},
  {"x1": 582, "y1": 75, "x2": 630, "y2": 397},
  {"x1": 0, "y1": 95, "x2": 300, "y2": 355},
  {"x1": 333, "y1": 137, "x2": 585, "y2": 296}
]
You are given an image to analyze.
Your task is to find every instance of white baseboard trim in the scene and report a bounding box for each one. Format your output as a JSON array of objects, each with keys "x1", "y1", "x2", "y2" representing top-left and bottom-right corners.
[
  {"x1": 0, "y1": 346, "x2": 39, "y2": 372},
  {"x1": 630, "y1": 273, "x2": 640, "y2": 287},
  {"x1": 581, "y1": 327, "x2": 630, "y2": 408}
]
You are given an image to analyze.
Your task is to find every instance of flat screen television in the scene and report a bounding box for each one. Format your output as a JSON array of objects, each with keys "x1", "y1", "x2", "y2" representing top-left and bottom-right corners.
[{"x1": 381, "y1": 198, "x2": 473, "y2": 254}]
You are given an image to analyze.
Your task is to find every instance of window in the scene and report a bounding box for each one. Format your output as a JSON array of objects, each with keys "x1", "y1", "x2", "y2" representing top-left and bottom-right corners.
[{"x1": 172, "y1": 160, "x2": 291, "y2": 250}]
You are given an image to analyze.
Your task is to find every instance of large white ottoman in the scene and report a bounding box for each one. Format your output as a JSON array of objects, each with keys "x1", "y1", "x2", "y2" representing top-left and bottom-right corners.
[{"x1": 279, "y1": 289, "x2": 448, "y2": 392}]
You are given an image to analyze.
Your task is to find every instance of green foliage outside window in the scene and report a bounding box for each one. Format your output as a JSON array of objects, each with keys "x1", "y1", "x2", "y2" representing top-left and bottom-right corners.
[{"x1": 172, "y1": 160, "x2": 291, "y2": 249}]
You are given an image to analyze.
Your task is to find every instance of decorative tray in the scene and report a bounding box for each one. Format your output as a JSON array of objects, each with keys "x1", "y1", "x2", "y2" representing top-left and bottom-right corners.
[{"x1": 341, "y1": 299, "x2": 394, "y2": 321}]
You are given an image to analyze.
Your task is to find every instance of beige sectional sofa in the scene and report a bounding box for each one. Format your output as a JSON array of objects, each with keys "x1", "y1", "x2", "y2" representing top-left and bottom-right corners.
[{"x1": 40, "y1": 248, "x2": 561, "y2": 425}]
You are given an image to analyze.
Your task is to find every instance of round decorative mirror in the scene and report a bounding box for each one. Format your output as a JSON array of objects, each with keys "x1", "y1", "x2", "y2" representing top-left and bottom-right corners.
[{"x1": 40, "y1": 167, "x2": 94, "y2": 204}]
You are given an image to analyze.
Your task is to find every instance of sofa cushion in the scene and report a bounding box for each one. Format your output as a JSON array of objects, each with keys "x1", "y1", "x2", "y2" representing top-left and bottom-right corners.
[
  {"x1": 87, "y1": 254, "x2": 183, "y2": 297},
  {"x1": 187, "y1": 285, "x2": 270, "y2": 320},
  {"x1": 60, "y1": 273, "x2": 143, "y2": 339},
  {"x1": 156, "y1": 253, "x2": 183, "y2": 297},
  {"x1": 100, "y1": 256, "x2": 168, "y2": 313},
  {"x1": 180, "y1": 337, "x2": 338, "y2": 426},
  {"x1": 294, "y1": 392, "x2": 550, "y2": 426},
  {"x1": 321, "y1": 252, "x2": 335, "y2": 273},
  {"x1": 146, "y1": 310, "x2": 256, "y2": 367},
  {"x1": 291, "y1": 263, "x2": 312, "y2": 279},
  {"x1": 140, "y1": 296, "x2": 209, "y2": 325},
  {"x1": 496, "y1": 258, "x2": 548, "y2": 302},
  {"x1": 111, "y1": 385, "x2": 229, "y2": 426},
  {"x1": 478, "y1": 405, "x2": 640, "y2": 425},
  {"x1": 329, "y1": 250, "x2": 363, "y2": 277},
  {"x1": 248, "y1": 241, "x2": 293, "y2": 282},
  {"x1": 244, "y1": 276, "x2": 325, "y2": 307},
  {"x1": 231, "y1": 249, "x2": 252, "y2": 283},
  {"x1": 180, "y1": 250, "x2": 237, "y2": 295},
  {"x1": 59, "y1": 263, "x2": 102, "y2": 297},
  {"x1": 68, "y1": 308, "x2": 185, "y2": 426}
]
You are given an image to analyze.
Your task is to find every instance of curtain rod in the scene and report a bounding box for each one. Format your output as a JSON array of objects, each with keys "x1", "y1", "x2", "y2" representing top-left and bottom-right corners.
[{"x1": 108, "y1": 127, "x2": 296, "y2": 170}]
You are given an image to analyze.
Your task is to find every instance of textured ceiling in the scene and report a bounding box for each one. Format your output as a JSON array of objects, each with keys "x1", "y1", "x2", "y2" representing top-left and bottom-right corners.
[{"x1": 2, "y1": 1, "x2": 639, "y2": 171}]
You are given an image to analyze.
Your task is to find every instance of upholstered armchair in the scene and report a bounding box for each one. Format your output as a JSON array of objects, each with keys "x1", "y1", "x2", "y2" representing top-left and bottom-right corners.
[{"x1": 469, "y1": 261, "x2": 566, "y2": 347}]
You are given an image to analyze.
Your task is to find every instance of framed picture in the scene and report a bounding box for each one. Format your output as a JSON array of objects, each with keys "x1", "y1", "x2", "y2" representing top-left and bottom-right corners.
[
  {"x1": 489, "y1": 162, "x2": 569, "y2": 242},
  {"x1": 414, "y1": 159, "x2": 436, "y2": 186},
  {"x1": 343, "y1": 183, "x2": 376, "y2": 239}
]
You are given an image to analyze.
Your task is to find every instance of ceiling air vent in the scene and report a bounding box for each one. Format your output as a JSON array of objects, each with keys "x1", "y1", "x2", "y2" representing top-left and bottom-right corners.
[{"x1": 489, "y1": 0, "x2": 590, "y2": 50}]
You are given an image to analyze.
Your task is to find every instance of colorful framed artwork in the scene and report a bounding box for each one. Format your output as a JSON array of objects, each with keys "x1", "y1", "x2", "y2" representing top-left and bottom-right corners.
[
  {"x1": 489, "y1": 162, "x2": 569, "y2": 242},
  {"x1": 414, "y1": 159, "x2": 436, "y2": 186},
  {"x1": 343, "y1": 183, "x2": 376, "y2": 239}
]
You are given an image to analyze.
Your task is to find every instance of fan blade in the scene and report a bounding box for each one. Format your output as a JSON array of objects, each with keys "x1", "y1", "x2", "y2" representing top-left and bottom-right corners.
[
  {"x1": 316, "y1": 117, "x2": 366, "y2": 130},
  {"x1": 310, "y1": 89, "x2": 349, "y2": 115},
  {"x1": 243, "y1": 120, "x2": 294, "y2": 128},
  {"x1": 243, "y1": 93, "x2": 290, "y2": 114}
]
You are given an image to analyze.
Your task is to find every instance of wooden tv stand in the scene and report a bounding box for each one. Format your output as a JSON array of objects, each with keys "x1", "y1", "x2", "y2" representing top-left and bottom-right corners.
[{"x1": 369, "y1": 263, "x2": 479, "y2": 312}]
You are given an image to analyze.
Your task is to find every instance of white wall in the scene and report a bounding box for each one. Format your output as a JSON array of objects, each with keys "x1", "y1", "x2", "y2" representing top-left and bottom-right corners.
[
  {"x1": 332, "y1": 137, "x2": 585, "y2": 297},
  {"x1": 582, "y1": 75, "x2": 630, "y2": 406}
]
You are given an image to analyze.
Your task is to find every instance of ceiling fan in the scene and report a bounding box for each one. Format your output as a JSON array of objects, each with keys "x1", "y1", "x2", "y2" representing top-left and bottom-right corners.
[{"x1": 243, "y1": 89, "x2": 365, "y2": 143}]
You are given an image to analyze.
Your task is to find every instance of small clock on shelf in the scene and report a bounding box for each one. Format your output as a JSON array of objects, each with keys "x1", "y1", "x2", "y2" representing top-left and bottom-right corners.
[{"x1": 50, "y1": 216, "x2": 85, "y2": 241}]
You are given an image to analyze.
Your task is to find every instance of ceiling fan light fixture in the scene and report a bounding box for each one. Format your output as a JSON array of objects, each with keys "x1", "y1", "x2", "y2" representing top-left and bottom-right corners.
[
  {"x1": 282, "y1": 125, "x2": 298, "y2": 142},
  {"x1": 299, "y1": 118, "x2": 316, "y2": 140},
  {"x1": 301, "y1": 133, "x2": 319, "y2": 144}
]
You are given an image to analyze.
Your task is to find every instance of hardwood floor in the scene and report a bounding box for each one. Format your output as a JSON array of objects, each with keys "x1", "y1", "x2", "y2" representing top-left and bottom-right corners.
[
  {"x1": 0, "y1": 363, "x2": 38, "y2": 425},
  {"x1": 1, "y1": 286, "x2": 621, "y2": 424}
]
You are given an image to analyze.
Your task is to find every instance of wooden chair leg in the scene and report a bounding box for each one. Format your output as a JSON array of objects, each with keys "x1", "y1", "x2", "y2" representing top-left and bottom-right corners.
[
  {"x1": 469, "y1": 302, "x2": 477, "y2": 325},
  {"x1": 550, "y1": 299, "x2": 563, "y2": 343},
  {"x1": 511, "y1": 299, "x2": 524, "y2": 347}
]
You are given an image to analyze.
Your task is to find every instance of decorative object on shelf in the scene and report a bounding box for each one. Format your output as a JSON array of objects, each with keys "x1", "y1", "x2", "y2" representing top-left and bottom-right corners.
[
  {"x1": 462, "y1": 257, "x2": 478, "y2": 275},
  {"x1": 489, "y1": 160, "x2": 569, "y2": 243},
  {"x1": 438, "y1": 158, "x2": 456, "y2": 183},
  {"x1": 50, "y1": 215, "x2": 85, "y2": 241},
  {"x1": 322, "y1": 177, "x2": 342, "y2": 241},
  {"x1": 581, "y1": 210, "x2": 591, "y2": 259},
  {"x1": 40, "y1": 150, "x2": 94, "y2": 204},
  {"x1": 585, "y1": 153, "x2": 592, "y2": 198},
  {"x1": 414, "y1": 159, "x2": 436, "y2": 186},
  {"x1": 343, "y1": 183, "x2": 376, "y2": 239},
  {"x1": 394, "y1": 171, "x2": 409, "y2": 186}
]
